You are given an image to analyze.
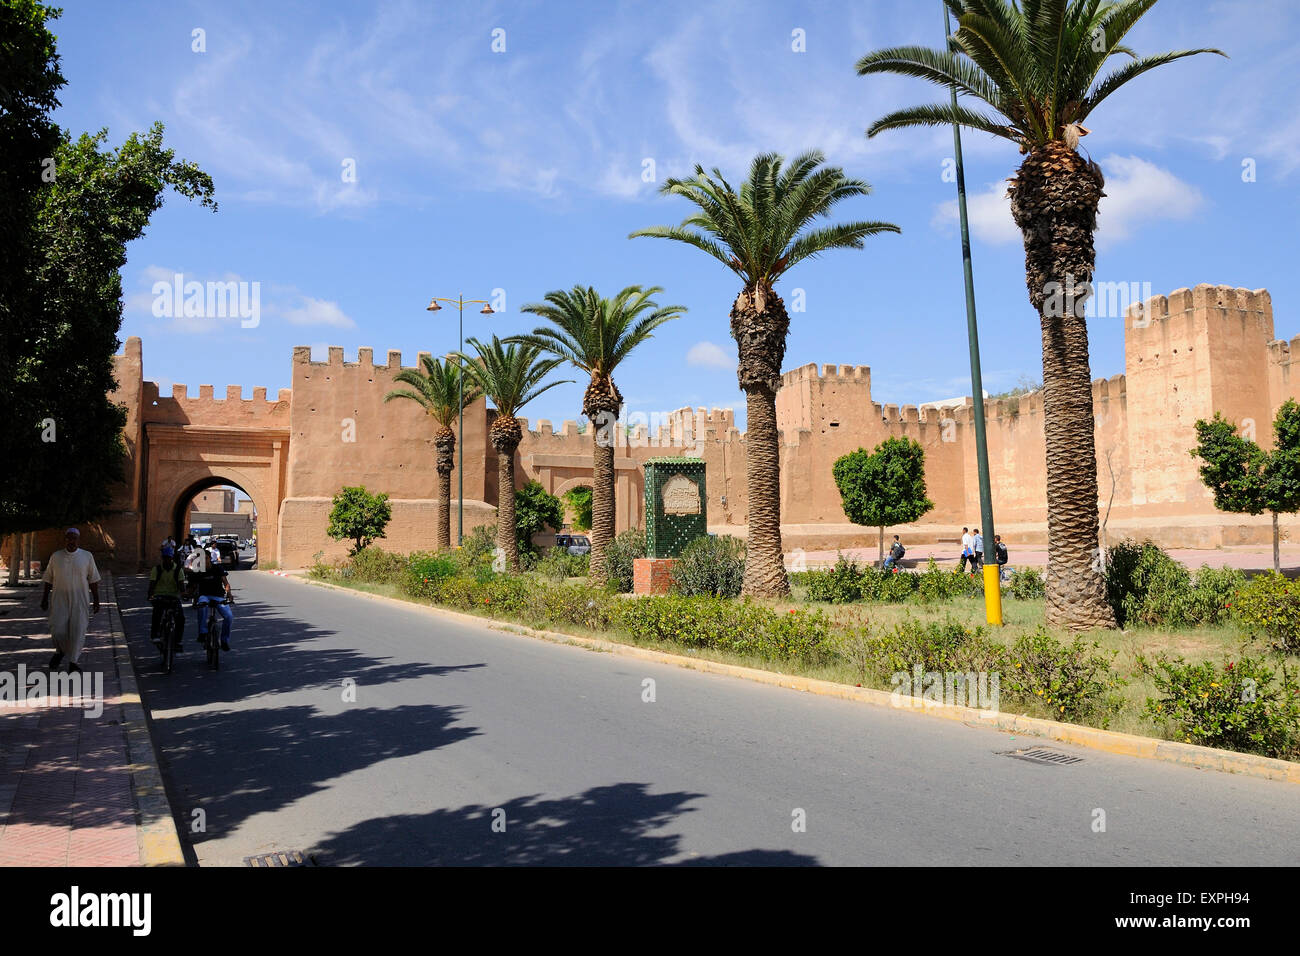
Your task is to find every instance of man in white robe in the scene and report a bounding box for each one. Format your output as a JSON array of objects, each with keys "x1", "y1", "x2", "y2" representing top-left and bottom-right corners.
[{"x1": 40, "y1": 528, "x2": 101, "y2": 672}]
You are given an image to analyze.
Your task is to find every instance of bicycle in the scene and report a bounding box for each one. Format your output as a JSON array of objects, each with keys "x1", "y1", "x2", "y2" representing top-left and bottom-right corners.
[
  {"x1": 150, "y1": 596, "x2": 184, "y2": 675},
  {"x1": 198, "y1": 597, "x2": 233, "y2": 671}
]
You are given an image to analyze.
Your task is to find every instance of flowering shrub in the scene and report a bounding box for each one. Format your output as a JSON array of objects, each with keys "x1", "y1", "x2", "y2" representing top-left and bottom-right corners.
[
  {"x1": 1003, "y1": 629, "x2": 1125, "y2": 726},
  {"x1": 1234, "y1": 571, "x2": 1300, "y2": 652},
  {"x1": 1137, "y1": 654, "x2": 1299, "y2": 758}
]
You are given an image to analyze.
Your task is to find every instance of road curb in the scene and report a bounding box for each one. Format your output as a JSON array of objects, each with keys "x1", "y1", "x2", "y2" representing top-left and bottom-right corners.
[
  {"x1": 106, "y1": 574, "x2": 187, "y2": 866},
  {"x1": 271, "y1": 571, "x2": 1300, "y2": 786}
]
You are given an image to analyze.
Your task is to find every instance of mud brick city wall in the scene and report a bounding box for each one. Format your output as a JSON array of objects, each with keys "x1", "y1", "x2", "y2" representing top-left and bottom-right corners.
[{"x1": 29, "y1": 283, "x2": 1297, "y2": 571}]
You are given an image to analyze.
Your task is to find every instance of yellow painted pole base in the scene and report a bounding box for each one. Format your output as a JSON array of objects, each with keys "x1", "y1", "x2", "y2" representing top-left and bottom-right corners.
[{"x1": 983, "y1": 564, "x2": 1003, "y2": 626}]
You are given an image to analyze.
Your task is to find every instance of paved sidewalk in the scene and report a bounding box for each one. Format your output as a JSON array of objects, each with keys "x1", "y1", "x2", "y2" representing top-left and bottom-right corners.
[{"x1": 0, "y1": 573, "x2": 183, "y2": 866}]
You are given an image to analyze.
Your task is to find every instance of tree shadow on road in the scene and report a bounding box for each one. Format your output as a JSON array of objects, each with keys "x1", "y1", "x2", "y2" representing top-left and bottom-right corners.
[
  {"x1": 164, "y1": 701, "x2": 479, "y2": 852},
  {"x1": 310, "y1": 782, "x2": 819, "y2": 866},
  {"x1": 114, "y1": 573, "x2": 482, "y2": 710}
]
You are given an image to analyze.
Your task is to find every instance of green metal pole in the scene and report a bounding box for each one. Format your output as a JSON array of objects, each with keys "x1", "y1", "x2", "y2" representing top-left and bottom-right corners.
[
  {"x1": 944, "y1": 4, "x2": 1001, "y2": 624},
  {"x1": 457, "y1": 295, "x2": 464, "y2": 546}
]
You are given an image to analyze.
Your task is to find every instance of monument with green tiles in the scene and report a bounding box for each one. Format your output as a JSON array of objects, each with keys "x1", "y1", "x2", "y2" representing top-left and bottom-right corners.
[{"x1": 643, "y1": 457, "x2": 706, "y2": 558}]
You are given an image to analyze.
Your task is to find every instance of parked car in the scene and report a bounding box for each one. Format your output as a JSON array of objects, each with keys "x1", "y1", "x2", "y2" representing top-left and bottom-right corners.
[
  {"x1": 555, "y1": 534, "x2": 591, "y2": 556},
  {"x1": 210, "y1": 537, "x2": 239, "y2": 568}
]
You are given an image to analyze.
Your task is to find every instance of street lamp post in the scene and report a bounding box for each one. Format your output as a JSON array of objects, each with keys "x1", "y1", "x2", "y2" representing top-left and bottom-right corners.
[
  {"x1": 942, "y1": 3, "x2": 1002, "y2": 626},
  {"x1": 426, "y1": 295, "x2": 494, "y2": 546}
]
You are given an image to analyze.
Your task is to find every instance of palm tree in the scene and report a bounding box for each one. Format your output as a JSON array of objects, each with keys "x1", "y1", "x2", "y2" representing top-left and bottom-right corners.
[
  {"x1": 856, "y1": 0, "x2": 1224, "y2": 629},
  {"x1": 455, "y1": 335, "x2": 570, "y2": 571},
  {"x1": 383, "y1": 355, "x2": 482, "y2": 552},
  {"x1": 513, "y1": 285, "x2": 686, "y2": 584},
  {"x1": 631, "y1": 151, "x2": 899, "y2": 597}
]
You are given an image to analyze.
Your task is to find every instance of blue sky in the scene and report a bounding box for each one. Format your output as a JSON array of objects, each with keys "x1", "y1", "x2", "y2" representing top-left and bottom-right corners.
[{"x1": 49, "y1": 0, "x2": 1300, "y2": 429}]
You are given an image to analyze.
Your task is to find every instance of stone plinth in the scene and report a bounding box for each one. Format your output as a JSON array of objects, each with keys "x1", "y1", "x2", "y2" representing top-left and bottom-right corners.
[{"x1": 633, "y1": 557, "x2": 677, "y2": 595}]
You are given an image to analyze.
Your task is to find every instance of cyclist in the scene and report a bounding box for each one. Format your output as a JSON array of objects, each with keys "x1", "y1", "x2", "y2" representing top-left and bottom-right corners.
[
  {"x1": 148, "y1": 545, "x2": 187, "y2": 650},
  {"x1": 193, "y1": 555, "x2": 235, "y2": 651}
]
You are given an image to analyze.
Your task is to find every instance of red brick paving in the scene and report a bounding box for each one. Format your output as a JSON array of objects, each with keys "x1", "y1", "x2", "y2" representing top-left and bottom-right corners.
[{"x1": 0, "y1": 575, "x2": 144, "y2": 866}]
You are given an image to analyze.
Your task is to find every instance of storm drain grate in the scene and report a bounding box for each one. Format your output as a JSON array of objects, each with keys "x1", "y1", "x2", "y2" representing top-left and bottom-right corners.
[
  {"x1": 999, "y1": 747, "x2": 1084, "y2": 766},
  {"x1": 244, "y1": 850, "x2": 316, "y2": 867}
]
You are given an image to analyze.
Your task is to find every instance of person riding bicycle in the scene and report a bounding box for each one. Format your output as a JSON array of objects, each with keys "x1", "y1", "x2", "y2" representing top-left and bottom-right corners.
[
  {"x1": 148, "y1": 545, "x2": 187, "y2": 649},
  {"x1": 193, "y1": 557, "x2": 235, "y2": 651}
]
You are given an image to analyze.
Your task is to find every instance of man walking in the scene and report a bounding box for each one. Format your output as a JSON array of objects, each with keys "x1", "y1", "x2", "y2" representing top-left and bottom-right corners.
[
  {"x1": 40, "y1": 528, "x2": 101, "y2": 673},
  {"x1": 971, "y1": 528, "x2": 984, "y2": 572},
  {"x1": 993, "y1": 534, "x2": 1009, "y2": 581},
  {"x1": 959, "y1": 527, "x2": 972, "y2": 572}
]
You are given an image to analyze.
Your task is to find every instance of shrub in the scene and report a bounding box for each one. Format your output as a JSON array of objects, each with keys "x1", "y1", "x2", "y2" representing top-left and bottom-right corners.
[
  {"x1": 671, "y1": 535, "x2": 745, "y2": 598},
  {"x1": 1104, "y1": 540, "x2": 1240, "y2": 628},
  {"x1": 614, "y1": 596, "x2": 831, "y2": 662},
  {"x1": 401, "y1": 552, "x2": 459, "y2": 598},
  {"x1": 1007, "y1": 567, "x2": 1045, "y2": 600},
  {"x1": 1004, "y1": 628, "x2": 1125, "y2": 726},
  {"x1": 455, "y1": 525, "x2": 498, "y2": 572},
  {"x1": 839, "y1": 617, "x2": 1007, "y2": 686},
  {"x1": 307, "y1": 549, "x2": 333, "y2": 580},
  {"x1": 350, "y1": 547, "x2": 407, "y2": 584},
  {"x1": 326, "y1": 486, "x2": 392, "y2": 556},
  {"x1": 530, "y1": 546, "x2": 587, "y2": 582},
  {"x1": 535, "y1": 584, "x2": 620, "y2": 631},
  {"x1": 1184, "y1": 565, "x2": 1246, "y2": 627},
  {"x1": 916, "y1": 559, "x2": 975, "y2": 602},
  {"x1": 1137, "y1": 654, "x2": 1299, "y2": 758},
  {"x1": 515, "y1": 480, "x2": 563, "y2": 558},
  {"x1": 1235, "y1": 571, "x2": 1300, "y2": 652},
  {"x1": 603, "y1": 528, "x2": 645, "y2": 593},
  {"x1": 803, "y1": 556, "x2": 866, "y2": 603}
]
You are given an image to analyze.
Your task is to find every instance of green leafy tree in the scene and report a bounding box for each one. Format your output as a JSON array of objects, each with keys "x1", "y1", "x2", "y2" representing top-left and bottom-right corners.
[
  {"x1": 632, "y1": 151, "x2": 899, "y2": 598},
  {"x1": 327, "y1": 486, "x2": 393, "y2": 556},
  {"x1": 3, "y1": 6, "x2": 215, "y2": 538},
  {"x1": 857, "y1": 0, "x2": 1224, "y2": 629},
  {"x1": 455, "y1": 336, "x2": 570, "y2": 572},
  {"x1": 515, "y1": 285, "x2": 684, "y2": 584},
  {"x1": 384, "y1": 356, "x2": 482, "y2": 552},
  {"x1": 833, "y1": 437, "x2": 934, "y2": 567},
  {"x1": 563, "y1": 486, "x2": 593, "y2": 532},
  {"x1": 1192, "y1": 401, "x2": 1300, "y2": 572},
  {"x1": 515, "y1": 480, "x2": 564, "y2": 558}
]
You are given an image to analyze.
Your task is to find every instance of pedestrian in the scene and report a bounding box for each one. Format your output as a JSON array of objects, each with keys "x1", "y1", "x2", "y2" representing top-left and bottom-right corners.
[
  {"x1": 993, "y1": 534, "x2": 1009, "y2": 581},
  {"x1": 39, "y1": 528, "x2": 101, "y2": 673},
  {"x1": 883, "y1": 535, "x2": 906, "y2": 572},
  {"x1": 972, "y1": 528, "x2": 984, "y2": 572},
  {"x1": 959, "y1": 527, "x2": 972, "y2": 572}
]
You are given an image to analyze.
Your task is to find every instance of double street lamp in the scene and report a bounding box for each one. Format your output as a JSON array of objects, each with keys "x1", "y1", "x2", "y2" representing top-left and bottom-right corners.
[{"x1": 426, "y1": 295, "x2": 494, "y2": 545}]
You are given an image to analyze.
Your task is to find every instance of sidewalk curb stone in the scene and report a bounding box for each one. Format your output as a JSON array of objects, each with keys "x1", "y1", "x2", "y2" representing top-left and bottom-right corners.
[{"x1": 107, "y1": 576, "x2": 186, "y2": 866}]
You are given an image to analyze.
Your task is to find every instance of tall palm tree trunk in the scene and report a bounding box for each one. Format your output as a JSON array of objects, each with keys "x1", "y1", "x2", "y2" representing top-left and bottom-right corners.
[
  {"x1": 732, "y1": 286, "x2": 791, "y2": 598},
  {"x1": 1010, "y1": 142, "x2": 1115, "y2": 630},
  {"x1": 491, "y1": 412, "x2": 523, "y2": 572},
  {"x1": 496, "y1": 448, "x2": 519, "y2": 571},
  {"x1": 435, "y1": 431, "x2": 455, "y2": 552},
  {"x1": 590, "y1": 426, "x2": 615, "y2": 584}
]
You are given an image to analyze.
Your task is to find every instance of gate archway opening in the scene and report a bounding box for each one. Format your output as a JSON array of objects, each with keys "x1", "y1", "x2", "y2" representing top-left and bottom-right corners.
[{"x1": 170, "y1": 478, "x2": 258, "y2": 545}]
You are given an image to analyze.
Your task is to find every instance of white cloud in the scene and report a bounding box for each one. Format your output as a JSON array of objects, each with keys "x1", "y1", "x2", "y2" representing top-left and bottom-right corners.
[
  {"x1": 1094, "y1": 155, "x2": 1204, "y2": 244},
  {"x1": 281, "y1": 297, "x2": 356, "y2": 328},
  {"x1": 931, "y1": 179, "x2": 1019, "y2": 245},
  {"x1": 686, "y1": 341, "x2": 736, "y2": 370},
  {"x1": 930, "y1": 155, "x2": 1204, "y2": 247}
]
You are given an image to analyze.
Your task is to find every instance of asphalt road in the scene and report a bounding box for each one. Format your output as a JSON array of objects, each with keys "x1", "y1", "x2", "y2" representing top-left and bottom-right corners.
[{"x1": 114, "y1": 568, "x2": 1300, "y2": 866}]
